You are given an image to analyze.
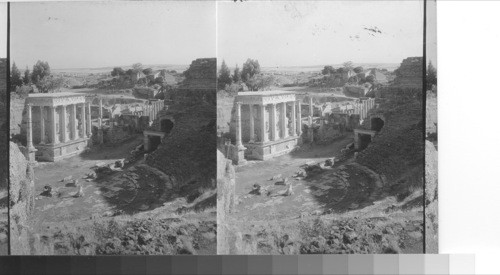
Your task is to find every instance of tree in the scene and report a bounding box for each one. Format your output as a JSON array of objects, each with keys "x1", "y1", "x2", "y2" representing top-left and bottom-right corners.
[
  {"x1": 353, "y1": 66, "x2": 364, "y2": 74},
  {"x1": 336, "y1": 67, "x2": 345, "y2": 74},
  {"x1": 111, "y1": 67, "x2": 125, "y2": 77},
  {"x1": 11, "y1": 62, "x2": 23, "y2": 88},
  {"x1": 246, "y1": 74, "x2": 275, "y2": 91},
  {"x1": 218, "y1": 60, "x2": 232, "y2": 89},
  {"x1": 38, "y1": 75, "x2": 67, "y2": 93},
  {"x1": 365, "y1": 75, "x2": 375, "y2": 83},
  {"x1": 142, "y1": 68, "x2": 153, "y2": 75},
  {"x1": 426, "y1": 61, "x2": 437, "y2": 90},
  {"x1": 241, "y1": 58, "x2": 261, "y2": 83},
  {"x1": 31, "y1": 60, "x2": 51, "y2": 84},
  {"x1": 342, "y1": 61, "x2": 354, "y2": 71},
  {"x1": 23, "y1": 66, "x2": 30, "y2": 85},
  {"x1": 233, "y1": 64, "x2": 241, "y2": 83},
  {"x1": 132, "y1": 63, "x2": 143, "y2": 72},
  {"x1": 322, "y1": 65, "x2": 335, "y2": 75}
]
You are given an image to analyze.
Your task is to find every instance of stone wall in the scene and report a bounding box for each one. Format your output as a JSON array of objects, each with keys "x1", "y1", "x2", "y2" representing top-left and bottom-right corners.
[
  {"x1": 217, "y1": 150, "x2": 235, "y2": 254},
  {"x1": 393, "y1": 57, "x2": 424, "y2": 88},
  {"x1": 9, "y1": 142, "x2": 52, "y2": 254},
  {"x1": 103, "y1": 125, "x2": 136, "y2": 144},
  {"x1": 0, "y1": 59, "x2": 7, "y2": 192},
  {"x1": 10, "y1": 93, "x2": 27, "y2": 137},
  {"x1": 179, "y1": 58, "x2": 216, "y2": 91},
  {"x1": 145, "y1": 58, "x2": 216, "y2": 188}
]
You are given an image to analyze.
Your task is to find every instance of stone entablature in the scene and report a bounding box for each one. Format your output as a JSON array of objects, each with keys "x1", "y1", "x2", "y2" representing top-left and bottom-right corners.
[
  {"x1": 27, "y1": 92, "x2": 87, "y2": 107},
  {"x1": 236, "y1": 91, "x2": 296, "y2": 106}
]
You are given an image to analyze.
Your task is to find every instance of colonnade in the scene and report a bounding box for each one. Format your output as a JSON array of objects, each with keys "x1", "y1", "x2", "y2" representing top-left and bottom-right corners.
[
  {"x1": 235, "y1": 100, "x2": 302, "y2": 148},
  {"x1": 26, "y1": 101, "x2": 92, "y2": 149}
]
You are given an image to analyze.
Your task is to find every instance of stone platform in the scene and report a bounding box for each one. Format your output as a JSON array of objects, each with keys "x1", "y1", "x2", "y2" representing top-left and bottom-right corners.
[{"x1": 244, "y1": 136, "x2": 301, "y2": 161}]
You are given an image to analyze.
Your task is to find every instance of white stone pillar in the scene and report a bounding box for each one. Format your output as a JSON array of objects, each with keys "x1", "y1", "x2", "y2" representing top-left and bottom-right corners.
[
  {"x1": 291, "y1": 101, "x2": 296, "y2": 136},
  {"x1": 26, "y1": 104, "x2": 34, "y2": 149},
  {"x1": 260, "y1": 104, "x2": 268, "y2": 143},
  {"x1": 309, "y1": 97, "x2": 313, "y2": 117},
  {"x1": 81, "y1": 103, "x2": 87, "y2": 138},
  {"x1": 72, "y1": 104, "x2": 78, "y2": 140},
  {"x1": 271, "y1": 103, "x2": 278, "y2": 141},
  {"x1": 297, "y1": 100, "x2": 302, "y2": 136},
  {"x1": 235, "y1": 102, "x2": 243, "y2": 148},
  {"x1": 61, "y1": 105, "x2": 68, "y2": 142},
  {"x1": 40, "y1": 106, "x2": 46, "y2": 144},
  {"x1": 249, "y1": 104, "x2": 255, "y2": 143},
  {"x1": 281, "y1": 102, "x2": 288, "y2": 139},
  {"x1": 50, "y1": 106, "x2": 59, "y2": 144},
  {"x1": 86, "y1": 102, "x2": 92, "y2": 136},
  {"x1": 98, "y1": 98, "x2": 103, "y2": 127}
]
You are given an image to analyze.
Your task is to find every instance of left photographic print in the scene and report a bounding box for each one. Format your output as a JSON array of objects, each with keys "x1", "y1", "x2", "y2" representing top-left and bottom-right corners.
[
  {"x1": 0, "y1": 2, "x2": 8, "y2": 256},
  {"x1": 8, "y1": 1, "x2": 217, "y2": 255}
]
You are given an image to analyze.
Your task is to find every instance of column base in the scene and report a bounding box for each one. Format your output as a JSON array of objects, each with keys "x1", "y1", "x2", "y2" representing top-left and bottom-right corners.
[
  {"x1": 234, "y1": 146, "x2": 247, "y2": 165},
  {"x1": 27, "y1": 147, "x2": 37, "y2": 164}
]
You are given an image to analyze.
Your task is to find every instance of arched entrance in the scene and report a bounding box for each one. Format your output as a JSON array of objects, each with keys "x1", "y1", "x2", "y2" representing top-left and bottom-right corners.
[
  {"x1": 161, "y1": 119, "x2": 174, "y2": 134},
  {"x1": 358, "y1": 134, "x2": 372, "y2": 150},
  {"x1": 371, "y1": 117, "x2": 384, "y2": 132}
]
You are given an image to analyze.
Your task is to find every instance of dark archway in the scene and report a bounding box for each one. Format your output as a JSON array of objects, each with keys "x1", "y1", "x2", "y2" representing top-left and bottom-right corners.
[
  {"x1": 371, "y1": 117, "x2": 384, "y2": 132},
  {"x1": 160, "y1": 119, "x2": 174, "y2": 134},
  {"x1": 358, "y1": 134, "x2": 372, "y2": 150},
  {"x1": 149, "y1": 136, "x2": 162, "y2": 151}
]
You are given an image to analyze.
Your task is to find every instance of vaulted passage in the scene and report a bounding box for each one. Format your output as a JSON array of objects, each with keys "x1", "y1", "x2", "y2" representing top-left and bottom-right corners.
[
  {"x1": 371, "y1": 117, "x2": 384, "y2": 132},
  {"x1": 161, "y1": 119, "x2": 174, "y2": 134},
  {"x1": 149, "y1": 136, "x2": 162, "y2": 152},
  {"x1": 358, "y1": 134, "x2": 372, "y2": 150}
]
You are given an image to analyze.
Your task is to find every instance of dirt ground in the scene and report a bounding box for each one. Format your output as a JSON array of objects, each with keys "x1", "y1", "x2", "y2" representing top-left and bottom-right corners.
[
  {"x1": 28, "y1": 136, "x2": 216, "y2": 255},
  {"x1": 226, "y1": 135, "x2": 424, "y2": 254}
]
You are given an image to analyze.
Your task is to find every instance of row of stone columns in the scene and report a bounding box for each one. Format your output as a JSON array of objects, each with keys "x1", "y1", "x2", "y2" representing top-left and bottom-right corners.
[
  {"x1": 351, "y1": 98, "x2": 376, "y2": 120},
  {"x1": 143, "y1": 101, "x2": 165, "y2": 122},
  {"x1": 27, "y1": 102, "x2": 92, "y2": 148},
  {"x1": 235, "y1": 100, "x2": 302, "y2": 147}
]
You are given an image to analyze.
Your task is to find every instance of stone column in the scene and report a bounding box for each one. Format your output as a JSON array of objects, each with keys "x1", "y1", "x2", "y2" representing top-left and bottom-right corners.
[
  {"x1": 61, "y1": 105, "x2": 68, "y2": 142},
  {"x1": 72, "y1": 104, "x2": 78, "y2": 140},
  {"x1": 271, "y1": 103, "x2": 278, "y2": 141},
  {"x1": 40, "y1": 106, "x2": 46, "y2": 144},
  {"x1": 260, "y1": 104, "x2": 268, "y2": 143},
  {"x1": 86, "y1": 102, "x2": 92, "y2": 137},
  {"x1": 98, "y1": 98, "x2": 103, "y2": 127},
  {"x1": 235, "y1": 103, "x2": 243, "y2": 148},
  {"x1": 297, "y1": 100, "x2": 302, "y2": 136},
  {"x1": 50, "y1": 106, "x2": 59, "y2": 144},
  {"x1": 291, "y1": 101, "x2": 297, "y2": 136},
  {"x1": 281, "y1": 102, "x2": 288, "y2": 139},
  {"x1": 249, "y1": 104, "x2": 255, "y2": 143},
  {"x1": 309, "y1": 97, "x2": 313, "y2": 117},
  {"x1": 26, "y1": 104, "x2": 37, "y2": 162},
  {"x1": 26, "y1": 104, "x2": 34, "y2": 149},
  {"x1": 81, "y1": 103, "x2": 87, "y2": 138}
]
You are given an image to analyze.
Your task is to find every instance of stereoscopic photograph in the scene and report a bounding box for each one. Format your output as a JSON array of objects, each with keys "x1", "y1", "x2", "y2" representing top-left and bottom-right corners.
[
  {"x1": 2, "y1": 0, "x2": 438, "y2": 257},
  {"x1": 8, "y1": 1, "x2": 216, "y2": 255},
  {"x1": 217, "y1": 0, "x2": 430, "y2": 254}
]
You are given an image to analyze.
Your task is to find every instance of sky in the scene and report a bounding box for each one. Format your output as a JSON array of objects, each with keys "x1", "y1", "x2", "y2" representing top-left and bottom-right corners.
[
  {"x1": 10, "y1": 1, "x2": 216, "y2": 69},
  {"x1": 217, "y1": 1, "x2": 424, "y2": 68},
  {"x1": 0, "y1": 3, "x2": 6, "y2": 58}
]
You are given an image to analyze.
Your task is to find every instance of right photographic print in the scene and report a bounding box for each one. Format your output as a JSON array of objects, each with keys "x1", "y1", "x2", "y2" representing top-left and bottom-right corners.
[{"x1": 217, "y1": 0, "x2": 432, "y2": 254}]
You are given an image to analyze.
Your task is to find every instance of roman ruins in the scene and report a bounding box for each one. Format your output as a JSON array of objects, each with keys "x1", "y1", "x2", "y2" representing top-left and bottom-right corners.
[
  {"x1": 26, "y1": 93, "x2": 93, "y2": 162},
  {"x1": 234, "y1": 91, "x2": 302, "y2": 162}
]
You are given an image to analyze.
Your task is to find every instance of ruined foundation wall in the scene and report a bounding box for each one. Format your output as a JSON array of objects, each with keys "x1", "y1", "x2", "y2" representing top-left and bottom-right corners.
[
  {"x1": 355, "y1": 92, "x2": 423, "y2": 185},
  {"x1": 217, "y1": 150, "x2": 235, "y2": 254}
]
